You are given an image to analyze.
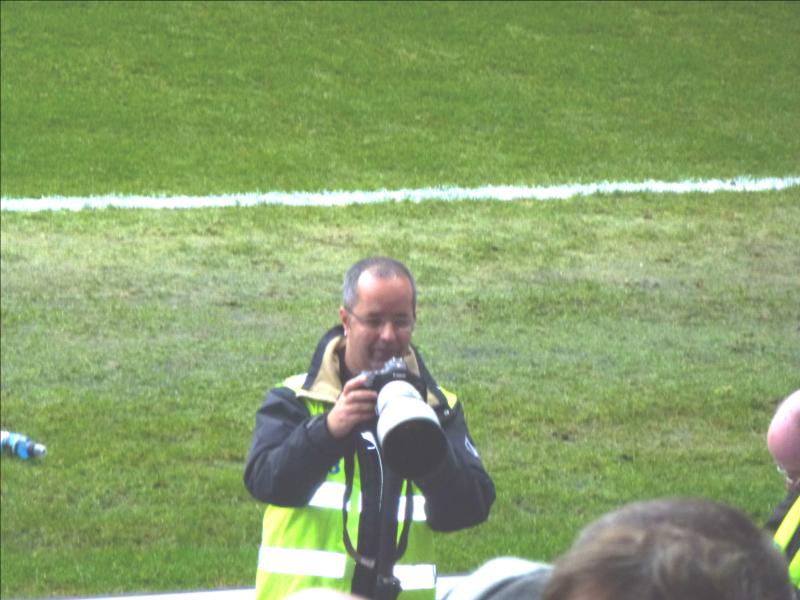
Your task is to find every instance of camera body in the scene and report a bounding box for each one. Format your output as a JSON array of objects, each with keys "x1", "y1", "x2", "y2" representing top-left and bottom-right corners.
[
  {"x1": 361, "y1": 356, "x2": 427, "y2": 400},
  {"x1": 362, "y1": 357, "x2": 447, "y2": 479}
]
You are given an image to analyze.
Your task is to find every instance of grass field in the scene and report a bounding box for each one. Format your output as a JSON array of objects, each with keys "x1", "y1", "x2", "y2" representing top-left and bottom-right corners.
[
  {"x1": 1, "y1": 2, "x2": 799, "y2": 598},
  {"x1": 2, "y1": 1, "x2": 799, "y2": 197}
]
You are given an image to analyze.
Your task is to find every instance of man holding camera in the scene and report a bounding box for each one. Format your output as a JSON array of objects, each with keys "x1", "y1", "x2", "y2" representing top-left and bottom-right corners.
[{"x1": 244, "y1": 256, "x2": 495, "y2": 600}]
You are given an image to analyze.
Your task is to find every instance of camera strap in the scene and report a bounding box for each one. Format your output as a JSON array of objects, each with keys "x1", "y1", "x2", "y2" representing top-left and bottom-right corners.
[
  {"x1": 342, "y1": 450, "x2": 376, "y2": 570},
  {"x1": 341, "y1": 449, "x2": 415, "y2": 570},
  {"x1": 396, "y1": 479, "x2": 413, "y2": 559}
]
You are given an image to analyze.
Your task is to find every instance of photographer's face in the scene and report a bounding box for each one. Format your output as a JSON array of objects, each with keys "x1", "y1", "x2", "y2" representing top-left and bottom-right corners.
[{"x1": 340, "y1": 270, "x2": 415, "y2": 374}]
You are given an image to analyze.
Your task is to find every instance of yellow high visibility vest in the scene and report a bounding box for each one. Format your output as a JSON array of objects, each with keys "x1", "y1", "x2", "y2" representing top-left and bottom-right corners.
[
  {"x1": 255, "y1": 394, "x2": 436, "y2": 600},
  {"x1": 774, "y1": 494, "x2": 800, "y2": 589}
]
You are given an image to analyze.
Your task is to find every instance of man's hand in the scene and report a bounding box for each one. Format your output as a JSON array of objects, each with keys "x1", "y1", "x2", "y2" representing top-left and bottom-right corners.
[{"x1": 326, "y1": 374, "x2": 378, "y2": 439}]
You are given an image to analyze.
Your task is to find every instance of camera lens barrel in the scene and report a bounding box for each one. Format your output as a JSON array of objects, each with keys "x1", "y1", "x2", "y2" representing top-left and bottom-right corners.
[{"x1": 376, "y1": 381, "x2": 447, "y2": 478}]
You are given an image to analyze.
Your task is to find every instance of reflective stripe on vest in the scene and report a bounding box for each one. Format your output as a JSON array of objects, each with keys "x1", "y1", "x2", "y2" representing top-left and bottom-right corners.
[
  {"x1": 258, "y1": 545, "x2": 435, "y2": 590},
  {"x1": 394, "y1": 563, "x2": 437, "y2": 591},
  {"x1": 309, "y1": 480, "x2": 428, "y2": 521},
  {"x1": 258, "y1": 546, "x2": 347, "y2": 579},
  {"x1": 774, "y1": 495, "x2": 800, "y2": 587}
]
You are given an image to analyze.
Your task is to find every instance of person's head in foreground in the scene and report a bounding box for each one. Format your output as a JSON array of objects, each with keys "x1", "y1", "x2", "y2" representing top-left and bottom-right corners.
[
  {"x1": 541, "y1": 497, "x2": 794, "y2": 600},
  {"x1": 768, "y1": 389, "x2": 800, "y2": 491}
]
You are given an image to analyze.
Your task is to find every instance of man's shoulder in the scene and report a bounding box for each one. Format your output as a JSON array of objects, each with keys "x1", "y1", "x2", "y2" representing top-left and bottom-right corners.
[
  {"x1": 281, "y1": 373, "x2": 307, "y2": 391},
  {"x1": 435, "y1": 385, "x2": 459, "y2": 409},
  {"x1": 277, "y1": 371, "x2": 340, "y2": 405},
  {"x1": 767, "y1": 487, "x2": 800, "y2": 532}
]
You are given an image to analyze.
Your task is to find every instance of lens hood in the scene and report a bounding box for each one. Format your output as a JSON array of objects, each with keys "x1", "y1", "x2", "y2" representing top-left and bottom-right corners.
[{"x1": 376, "y1": 380, "x2": 447, "y2": 478}]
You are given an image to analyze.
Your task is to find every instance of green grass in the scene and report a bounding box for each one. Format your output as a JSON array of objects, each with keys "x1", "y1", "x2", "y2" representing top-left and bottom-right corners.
[
  {"x1": 2, "y1": 1, "x2": 799, "y2": 197},
  {"x1": 2, "y1": 193, "x2": 798, "y2": 596},
  {"x1": 1, "y1": 1, "x2": 800, "y2": 598}
]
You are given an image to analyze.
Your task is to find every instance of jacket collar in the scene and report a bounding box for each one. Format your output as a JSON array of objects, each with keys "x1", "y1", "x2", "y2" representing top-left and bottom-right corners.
[{"x1": 300, "y1": 325, "x2": 445, "y2": 407}]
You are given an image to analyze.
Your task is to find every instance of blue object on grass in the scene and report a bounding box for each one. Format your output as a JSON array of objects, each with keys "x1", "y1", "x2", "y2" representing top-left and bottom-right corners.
[{"x1": 1, "y1": 430, "x2": 47, "y2": 459}]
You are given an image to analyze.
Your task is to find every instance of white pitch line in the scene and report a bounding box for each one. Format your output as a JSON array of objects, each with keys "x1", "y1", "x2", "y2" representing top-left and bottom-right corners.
[{"x1": 1, "y1": 176, "x2": 798, "y2": 212}]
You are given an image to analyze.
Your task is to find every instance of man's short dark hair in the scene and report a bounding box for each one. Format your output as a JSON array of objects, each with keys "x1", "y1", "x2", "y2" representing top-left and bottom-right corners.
[{"x1": 342, "y1": 256, "x2": 417, "y2": 313}]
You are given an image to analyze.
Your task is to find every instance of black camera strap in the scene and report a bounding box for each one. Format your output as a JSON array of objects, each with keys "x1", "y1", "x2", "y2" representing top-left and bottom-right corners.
[
  {"x1": 396, "y1": 478, "x2": 413, "y2": 559},
  {"x1": 342, "y1": 450, "x2": 376, "y2": 570},
  {"x1": 342, "y1": 447, "x2": 415, "y2": 595}
]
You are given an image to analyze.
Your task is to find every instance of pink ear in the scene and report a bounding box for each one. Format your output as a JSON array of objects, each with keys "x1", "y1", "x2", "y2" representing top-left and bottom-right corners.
[{"x1": 767, "y1": 390, "x2": 800, "y2": 480}]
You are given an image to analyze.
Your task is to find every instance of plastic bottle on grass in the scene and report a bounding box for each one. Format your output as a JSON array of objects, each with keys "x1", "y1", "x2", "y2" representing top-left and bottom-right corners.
[{"x1": 1, "y1": 430, "x2": 47, "y2": 460}]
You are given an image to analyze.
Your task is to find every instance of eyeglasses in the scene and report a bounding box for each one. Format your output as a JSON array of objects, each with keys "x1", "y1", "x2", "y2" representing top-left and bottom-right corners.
[{"x1": 348, "y1": 310, "x2": 415, "y2": 333}]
